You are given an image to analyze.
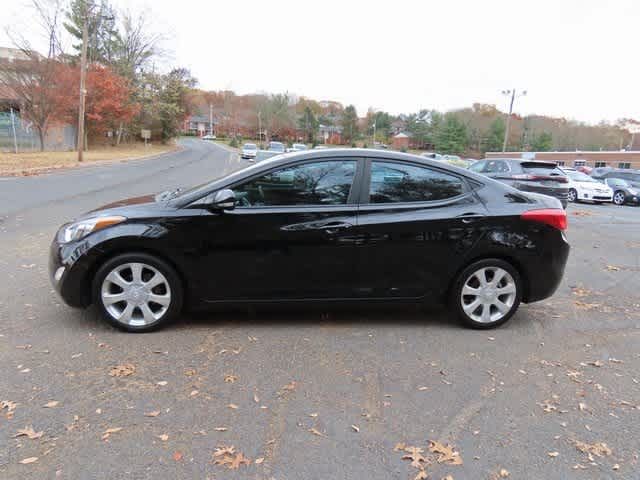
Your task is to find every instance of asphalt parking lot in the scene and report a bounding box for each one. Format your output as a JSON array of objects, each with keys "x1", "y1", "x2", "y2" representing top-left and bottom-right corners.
[{"x1": 1, "y1": 140, "x2": 639, "y2": 479}]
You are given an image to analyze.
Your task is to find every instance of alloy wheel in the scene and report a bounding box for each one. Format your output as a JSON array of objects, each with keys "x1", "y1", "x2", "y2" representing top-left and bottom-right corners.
[
  {"x1": 460, "y1": 267, "x2": 517, "y2": 324},
  {"x1": 613, "y1": 192, "x2": 625, "y2": 205},
  {"x1": 568, "y1": 189, "x2": 577, "y2": 202},
  {"x1": 100, "y1": 262, "x2": 171, "y2": 326}
]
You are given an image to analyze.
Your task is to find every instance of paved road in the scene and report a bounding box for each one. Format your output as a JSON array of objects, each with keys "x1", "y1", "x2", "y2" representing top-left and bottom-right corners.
[{"x1": 1, "y1": 140, "x2": 639, "y2": 479}]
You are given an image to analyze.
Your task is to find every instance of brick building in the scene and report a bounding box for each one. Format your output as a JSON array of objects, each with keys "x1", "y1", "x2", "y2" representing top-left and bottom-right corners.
[{"x1": 486, "y1": 151, "x2": 640, "y2": 170}]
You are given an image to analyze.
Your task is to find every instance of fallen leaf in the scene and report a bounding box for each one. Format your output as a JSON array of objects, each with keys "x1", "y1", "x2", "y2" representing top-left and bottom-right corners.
[
  {"x1": 309, "y1": 412, "x2": 318, "y2": 418},
  {"x1": 587, "y1": 360, "x2": 603, "y2": 367},
  {"x1": 441, "y1": 475, "x2": 453, "y2": 480},
  {"x1": 253, "y1": 393, "x2": 260, "y2": 403},
  {"x1": 548, "y1": 451, "x2": 559, "y2": 457},
  {"x1": 184, "y1": 369, "x2": 196, "y2": 376},
  {"x1": 499, "y1": 468, "x2": 510, "y2": 477},
  {"x1": 429, "y1": 441, "x2": 463, "y2": 465},
  {"x1": 255, "y1": 457, "x2": 264, "y2": 464},
  {"x1": 605, "y1": 265, "x2": 620, "y2": 271},
  {"x1": 281, "y1": 381, "x2": 297, "y2": 393},
  {"x1": 227, "y1": 403, "x2": 238, "y2": 409},
  {"x1": 308, "y1": 428, "x2": 325, "y2": 437},
  {"x1": 351, "y1": 424, "x2": 360, "y2": 432},
  {"x1": 578, "y1": 402, "x2": 589, "y2": 412},
  {"x1": 394, "y1": 442, "x2": 406, "y2": 452},
  {"x1": 414, "y1": 471, "x2": 428, "y2": 480},
  {"x1": 109, "y1": 364, "x2": 135, "y2": 377},
  {"x1": 43, "y1": 401, "x2": 59, "y2": 408},
  {"x1": 19, "y1": 457, "x2": 38, "y2": 465},
  {"x1": 190, "y1": 390, "x2": 199, "y2": 397},
  {"x1": 1, "y1": 400, "x2": 18, "y2": 418},
  {"x1": 402, "y1": 446, "x2": 426, "y2": 469},
  {"x1": 101, "y1": 427, "x2": 123, "y2": 440},
  {"x1": 224, "y1": 374, "x2": 238, "y2": 383},
  {"x1": 573, "y1": 440, "x2": 612, "y2": 457},
  {"x1": 14, "y1": 426, "x2": 44, "y2": 440},
  {"x1": 157, "y1": 434, "x2": 169, "y2": 441},
  {"x1": 213, "y1": 445, "x2": 251, "y2": 470},
  {"x1": 173, "y1": 451, "x2": 183, "y2": 462},
  {"x1": 418, "y1": 386, "x2": 429, "y2": 391},
  {"x1": 156, "y1": 381, "x2": 168, "y2": 386},
  {"x1": 144, "y1": 411, "x2": 160, "y2": 417},
  {"x1": 214, "y1": 427, "x2": 228, "y2": 431}
]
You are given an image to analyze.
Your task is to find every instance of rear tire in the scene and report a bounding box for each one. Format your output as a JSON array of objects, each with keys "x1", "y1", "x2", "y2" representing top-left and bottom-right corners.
[
  {"x1": 450, "y1": 259, "x2": 522, "y2": 329},
  {"x1": 92, "y1": 253, "x2": 183, "y2": 332}
]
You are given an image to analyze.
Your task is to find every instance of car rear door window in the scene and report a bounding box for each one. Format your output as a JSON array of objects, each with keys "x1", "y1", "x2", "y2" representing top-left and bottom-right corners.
[
  {"x1": 234, "y1": 160, "x2": 356, "y2": 207},
  {"x1": 484, "y1": 160, "x2": 509, "y2": 173},
  {"x1": 368, "y1": 161, "x2": 465, "y2": 203}
]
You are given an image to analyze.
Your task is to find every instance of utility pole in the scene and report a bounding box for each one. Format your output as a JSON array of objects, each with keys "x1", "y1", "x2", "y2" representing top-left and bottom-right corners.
[
  {"x1": 373, "y1": 121, "x2": 376, "y2": 146},
  {"x1": 501, "y1": 88, "x2": 526, "y2": 152},
  {"x1": 77, "y1": 9, "x2": 89, "y2": 162},
  {"x1": 258, "y1": 111, "x2": 262, "y2": 142}
]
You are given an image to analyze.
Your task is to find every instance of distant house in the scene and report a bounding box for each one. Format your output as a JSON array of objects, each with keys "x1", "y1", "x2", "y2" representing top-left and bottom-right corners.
[
  {"x1": 318, "y1": 124, "x2": 343, "y2": 144},
  {"x1": 183, "y1": 115, "x2": 215, "y2": 136},
  {"x1": 391, "y1": 132, "x2": 410, "y2": 150}
]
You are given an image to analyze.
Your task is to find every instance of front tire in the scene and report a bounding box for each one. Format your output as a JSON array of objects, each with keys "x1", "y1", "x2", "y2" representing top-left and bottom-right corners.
[
  {"x1": 450, "y1": 259, "x2": 522, "y2": 329},
  {"x1": 613, "y1": 191, "x2": 626, "y2": 206},
  {"x1": 92, "y1": 253, "x2": 183, "y2": 332},
  {"x1": 567, "y1": 188, "x2": 577, "y2": 203}
]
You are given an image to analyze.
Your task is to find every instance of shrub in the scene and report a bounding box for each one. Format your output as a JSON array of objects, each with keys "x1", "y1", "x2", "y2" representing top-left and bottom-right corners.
[{"x1": 229, "y1": 137, "x2": 238, "y2": 148}]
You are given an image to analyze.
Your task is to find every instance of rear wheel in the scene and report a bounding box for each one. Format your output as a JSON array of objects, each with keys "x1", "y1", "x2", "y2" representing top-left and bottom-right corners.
[
  {"x1": 567, "y1": 188, "x2": 577, "y2": 203},
  {"x1": 613, "y1": 191, "x2": 625, "y2": 206},
  {"x1": 450, "y1": 259, "x2": 522, "y2": 329},
  {"x1": 93, "y1": 253, "x2": 183, "y2": 332}
]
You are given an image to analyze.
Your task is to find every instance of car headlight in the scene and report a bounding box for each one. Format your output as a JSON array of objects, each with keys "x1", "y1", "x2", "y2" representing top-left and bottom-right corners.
[
  {"x1": 60, "y1": 216, "x2": 126, "y2": 243},
  {"x1": 628, "y1": 188, "x2": 638, "y2": 195}
]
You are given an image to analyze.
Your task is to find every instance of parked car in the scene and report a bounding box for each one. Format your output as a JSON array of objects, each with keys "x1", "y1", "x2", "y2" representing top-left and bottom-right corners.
[
  {"x1": 592, "y1": 168, "x2": 640, "y2": 189},
  {"x1": 602, "y1": 178, "x2": 640, "y2": 206},
  {"x1": 562, "y1": 169, "x2": 613, "y2": 203},
  {"x1": 313, "y1": 145, "x2": 329, "y2": 149},
  {"x1": 268, "y1": 141, "x2": 286, "y2": 153},
  {"x1": 469, "y1": 159, "x2": 569, "y2": 208},
  {"x1": 202, "y1": 134, "x2": 216, "y2": 141},
  {"x1": 286, "y1": 143, "x2": 308, "y2": 152},
  {"x1": 241, "y1": 143, "x2": 258, "y2": 160},
  {"x1": 254, "y1": 150, "x2": 280, "y2": 163},
  {"x1": 50, "y1": 149, "x2": 569, "y2": 332}
]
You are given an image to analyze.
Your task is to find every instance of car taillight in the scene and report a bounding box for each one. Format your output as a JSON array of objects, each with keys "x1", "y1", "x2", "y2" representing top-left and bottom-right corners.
[{"x1": 521, "y1": 209, "x2": 567, "y2": 231}]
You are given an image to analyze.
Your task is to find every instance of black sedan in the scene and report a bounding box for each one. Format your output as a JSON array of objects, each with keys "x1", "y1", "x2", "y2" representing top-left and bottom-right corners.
[
  {"x1": 602, "y1": 177, "x2": 640, "y2": 205},
  {"x1": 468, "y1": 159, "x2": 569, "y2": 208},
  {"x1": 50, "y1": 149, "x2": 569, "y2": 332}
]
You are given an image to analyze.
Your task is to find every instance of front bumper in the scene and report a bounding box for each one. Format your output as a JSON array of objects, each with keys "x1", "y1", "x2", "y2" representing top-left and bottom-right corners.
[
  {"x1": 578, "y1": 191, "x2": 612, "y2": 202},
  {"x1": 49, "y1": 237, "x2": 93, "y2": 308}
]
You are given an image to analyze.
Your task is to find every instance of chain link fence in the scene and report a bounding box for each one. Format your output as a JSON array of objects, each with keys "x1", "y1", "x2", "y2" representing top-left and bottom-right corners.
[{"x1": 0, "y1": 111, "x2": 76, "y2": 152}]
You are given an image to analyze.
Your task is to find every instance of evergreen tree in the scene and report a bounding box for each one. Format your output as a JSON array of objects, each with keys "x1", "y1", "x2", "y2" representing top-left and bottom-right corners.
[
  {"x1": 434, "y1": 114, "x2": 467, "y2": 154},
  {"x1": 341, "y1": 105, "x2": 358, "y2": 144}
]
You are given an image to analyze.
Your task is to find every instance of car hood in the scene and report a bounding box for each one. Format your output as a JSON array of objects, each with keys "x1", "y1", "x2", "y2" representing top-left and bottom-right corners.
[{"x1": 85, "y1": 194, "x2": 175, "y2": 219}]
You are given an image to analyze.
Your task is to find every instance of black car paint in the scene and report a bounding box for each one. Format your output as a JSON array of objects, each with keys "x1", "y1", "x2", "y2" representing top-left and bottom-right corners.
[{"x1": 50, "y1": 149, "x2": 569, "y2": 311}]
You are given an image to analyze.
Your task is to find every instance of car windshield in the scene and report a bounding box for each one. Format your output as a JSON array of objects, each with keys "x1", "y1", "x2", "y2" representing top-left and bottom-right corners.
[
  {"x1": 270, "y1": 143, "x2": 284, "y2": 149},
  {"x1": 243, "y1": 144, "x2": 257, "y2": 150},
  {"x1": 521, "y1": 162, "x2": 565, "y2": 176},
  {"x1": 568, "y1": 171, "x2": 597, "y2": 183}
]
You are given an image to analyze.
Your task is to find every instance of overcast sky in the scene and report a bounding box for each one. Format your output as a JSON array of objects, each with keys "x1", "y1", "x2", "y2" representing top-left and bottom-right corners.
[{"x1": 3, "y1": 0, "x2": 638, "y2": 123}]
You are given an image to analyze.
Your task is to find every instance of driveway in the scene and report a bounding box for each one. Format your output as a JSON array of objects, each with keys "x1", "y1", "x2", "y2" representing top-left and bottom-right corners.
[{"x1": 1, "y1": 141, "x2": 638, "y2": 479}]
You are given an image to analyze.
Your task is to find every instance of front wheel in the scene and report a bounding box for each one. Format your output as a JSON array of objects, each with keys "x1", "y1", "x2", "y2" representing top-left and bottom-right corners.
[
  {"x1": 93, "y1": 253, "x2": 183, "y2": 332},
  {"x1": 450, "y1": 259, "x2": 522, "y2": 329},
  {"x1": 567, "y1": 188, "x2": 577, "y2": 203},
  {"x1": 613, "y1": 191, "x2": 626, "y2": 206}
]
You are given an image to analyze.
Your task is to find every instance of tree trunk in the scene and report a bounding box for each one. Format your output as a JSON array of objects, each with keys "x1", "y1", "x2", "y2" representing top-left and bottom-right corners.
[
  {"x1": 116, "y1": 122, "x2": 123, "y2": 145},
  {"x1": 37, "y1": 127, "x2": 45, "y2": 152}
]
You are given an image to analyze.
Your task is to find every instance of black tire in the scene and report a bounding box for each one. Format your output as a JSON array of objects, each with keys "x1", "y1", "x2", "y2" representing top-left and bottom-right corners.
[
  {"x1": 92, "y1": 252, "x2": 183, "y2": 332},
  {"x1": 613, "y1": 191, "x2": 626, "y2": 206},
  {"x1": 449, "y1": 258, "x2": 522, "y2": 329},
  {"x1": 567, "y1": 188, "x2": 577, "y2": 203}
]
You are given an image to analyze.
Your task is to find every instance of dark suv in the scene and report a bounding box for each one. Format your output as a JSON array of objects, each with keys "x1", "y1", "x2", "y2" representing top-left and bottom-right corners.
[{"x1": 469, "y1": 159, "x2": 568, "y2": 208}]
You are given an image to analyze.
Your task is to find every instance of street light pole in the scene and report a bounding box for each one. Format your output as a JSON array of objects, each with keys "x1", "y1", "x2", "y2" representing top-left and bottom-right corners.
[
  {"x1": 77, "y1": 11, "x2": 89, "y2": 162},
  {"x1": 501, "y1": 88, "x2": 526, "y2": 152}
]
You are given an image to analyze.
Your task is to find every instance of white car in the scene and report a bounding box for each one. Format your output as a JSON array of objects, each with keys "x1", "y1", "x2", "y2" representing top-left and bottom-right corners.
[
  {"x1": 202, "y1": 134, "x2": 216, "y2": 140},
  {"x1": 563, "y1": 169, "x2": 613, "y2": 203},
  {"x1": 241, "y1": 143, "x2": 258, "y2": 160},
  {"x1": 286, "y1": 143, "x2": 308, "y2": 152}
]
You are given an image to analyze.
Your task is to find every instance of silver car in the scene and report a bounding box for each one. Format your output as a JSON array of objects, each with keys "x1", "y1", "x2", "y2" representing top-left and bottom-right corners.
[{"x1": 241, "y1": 143, "x2": 258, "y2": 160}]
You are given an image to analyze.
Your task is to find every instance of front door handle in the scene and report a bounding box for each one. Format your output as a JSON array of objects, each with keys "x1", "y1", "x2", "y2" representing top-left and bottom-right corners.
[{"x1": 317, "y1": 221, "x2": 353, "y2": 234}]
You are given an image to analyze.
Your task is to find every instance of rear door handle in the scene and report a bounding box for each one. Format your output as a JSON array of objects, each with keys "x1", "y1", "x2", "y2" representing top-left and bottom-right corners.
[{"x1": 457, "y1": 213, "x2": 486, "y2": 224}]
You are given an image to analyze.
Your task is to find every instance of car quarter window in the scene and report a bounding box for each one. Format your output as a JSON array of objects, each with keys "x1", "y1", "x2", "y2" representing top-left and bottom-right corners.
[
  {"x1": 468, "y1": 161, "x2": 485, "y2": 173},
  {"x1": 368, "y1": 161, "x2": 465, "y2": 203},
  {"x1": 233, "y1": 160, "x2": 356, "y2": 207},
  {"x1": 484, "y1": 160, "x2": 509, "y2": 173}
]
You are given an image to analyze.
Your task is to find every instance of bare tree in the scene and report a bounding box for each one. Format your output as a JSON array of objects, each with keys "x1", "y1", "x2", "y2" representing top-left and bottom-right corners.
[
  {"x1": 114, "y1": 9, "x2": 164, "y2": 79},
  {"x1": 0, "y1": 0, "x2": 67, "y2": 151}
]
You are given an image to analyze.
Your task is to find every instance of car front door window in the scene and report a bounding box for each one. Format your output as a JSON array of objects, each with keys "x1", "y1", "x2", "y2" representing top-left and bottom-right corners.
[{"x1": 234, "y1": 160, "x2": 356, "y2": 207}]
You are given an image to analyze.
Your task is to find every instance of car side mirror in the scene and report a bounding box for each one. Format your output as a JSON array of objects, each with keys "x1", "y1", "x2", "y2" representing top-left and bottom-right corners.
[{"x1": 211, "y1": 189, "x2": 236, "y2": 210}]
